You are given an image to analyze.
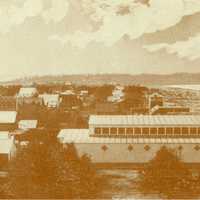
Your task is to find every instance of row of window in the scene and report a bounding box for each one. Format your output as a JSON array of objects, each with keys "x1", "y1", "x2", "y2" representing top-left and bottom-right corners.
[{"x1": 94, "y1": 127, "x2": 200, "y2": 136}]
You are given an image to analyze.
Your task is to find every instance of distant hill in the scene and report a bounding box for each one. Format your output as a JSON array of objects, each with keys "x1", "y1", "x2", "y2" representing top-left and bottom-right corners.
[{"x1": 2, "y1": 73, "x2": 200, "y2": 86}]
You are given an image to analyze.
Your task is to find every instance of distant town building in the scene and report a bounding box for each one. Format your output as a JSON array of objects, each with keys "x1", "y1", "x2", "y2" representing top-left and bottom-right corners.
[
  {"x1": 18, "y1": 120, "x2": 38, "y2": 130},
  {"x1": 0, "y1": 132, "x2": 15, "y2": 170},
  {"x1": 150, "y1": 106, "x2": 190, "y2": 115},
  {"x1": 61, "y1": 90, "x2": 75, "y2": 96},
  {"x1": 17, "y1": 87, "x2": 42, "y2": 106},
  {"x1": 18, "y1": 87, "x2": 38, "y2": 98},
  {"x1": 39, "y1": 94, "x2": 60, "y2": 108},
  {"x1": 107, "y1": 85, "x2": 124, "y2": 103},
  {"x1": 149, "y1": 93, "x2": 164, "y2": 109},
  {"x1": 64, "y1": 81, "x2": 72, "y2": 86},
  {"x1": 0, "y1": 111, "x2": 17, "y2": 131},
  {"x1": 79, "y1": 90, "x2": 89, "y2": 97},
  {"x1": 60, "y1": 93, "x2": 81, "y2": 111}
]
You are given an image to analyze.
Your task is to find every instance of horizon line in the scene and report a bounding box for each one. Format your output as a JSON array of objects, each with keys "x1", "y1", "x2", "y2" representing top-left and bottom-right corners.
[{"x1": 1, "y1": 71, "x2": 200, "y2": 83}]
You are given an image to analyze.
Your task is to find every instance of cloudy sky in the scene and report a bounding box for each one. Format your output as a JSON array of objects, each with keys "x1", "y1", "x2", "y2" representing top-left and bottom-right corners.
[{"x1": 1, "y1": 0, "x2": 200, "y2": 80}]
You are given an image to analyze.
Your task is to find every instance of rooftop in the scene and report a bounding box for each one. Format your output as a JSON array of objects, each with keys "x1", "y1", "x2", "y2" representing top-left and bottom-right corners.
[
  {"x1": 18, "y1": 120, "x2": 38, "y2": 130},
  {"x1": 39, "y1": 94, "x2": 60, "y2": 105},
  {"x1": 58, "y1": 129, "x2": 90, "y2": 138},
  {"x1": 57, "y1": 129, "x2": 200, "y2": 144},
  {"x1": 89, "y1": 115, "x2": 200, "y2": 126},
  {"x1": 0, "y1": 111, "x2": 17, "y2": 123},
  {"x1": 61, "y1": 90, "x2": 75, "y2": 96},
  {"x1": 18, "y1": 87, "x2": 37, "y2": 97},
  {"x1": 0, "y1": 131, "x2": 10, "y2": 139},
  {"x1": 0, "y1": 132, "x2": 14, "y2": 154}
]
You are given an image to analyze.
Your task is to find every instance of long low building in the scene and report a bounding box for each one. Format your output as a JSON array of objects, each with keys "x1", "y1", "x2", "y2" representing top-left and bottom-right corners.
[
  {"x1": 89, "y1": 115, "x2": 200, "y2": 137},
  {"x1": 58, "y1": 115, "x2": 200, "y2": 164}
]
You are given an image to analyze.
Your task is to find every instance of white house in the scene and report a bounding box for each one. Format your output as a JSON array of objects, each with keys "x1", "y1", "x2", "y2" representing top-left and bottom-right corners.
[
  {"x1": 80, "y1": 90, "x2": 89, "y2": 96},
  {"x1": 18, "y1": 120, "x2": 38, "y2": 130},
  {"x1": 0, "y1": 132, "x2": 15, "y2": 169},
  {"x1": 107, "y1": 86, "x2": 124, "y2": 103},
  {"x1": 0, "y1": 111, "x2": 17, "y2": 124},
  {"x1": 61, "y1": 90, "x2": 75, "y2": 96},
  {"x1": 112, "y1": 89, "x2": 124, "y2": 98},
  {"x1": 0, "y1": 111, "x2": 17, "y2": 132},
  {"x1": 39, "y1": 94, "x2": 60, "y2": 108},
  {"x1": 18, "y1": 87, "x2": 38, "y2": 98},
  {"x1": 107, "y1": 95, "x2": 123, "y2": 103}
]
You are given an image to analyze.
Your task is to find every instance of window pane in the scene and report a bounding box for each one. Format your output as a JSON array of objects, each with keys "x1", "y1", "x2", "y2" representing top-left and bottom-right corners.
[
  {"x1": 166, "y1": 128, "x2": 173, "y2": 135},
  {"x1": 174, "y1": 128, "x2": 181, "y2": 134},
  {"x1": 110, "y1": 128, "x2": 117, "y2": 135},
  {"x1": 118, "y1": 128, "x2": 125, "y2": 135},
  {"x1": 182, "y1": 127, "x2": 189, "y2": 135},
  {"x1": 95, "y1": 128, "x2": 101, "y2": 135},
  {"x1": 102, "y1": 128, "x2": 109, "y2": 134},
  {"x1": 158, "y1": 128, "x2": 165, "y2": 135},
  {"x1": 134, "y1": 128, "x2": 141, "y2": 135},
  {"x1": 126, "y1": 128, "x2": 133, "y2": 134},
  {"x1": 142, "y1": 128, "x2": 149, "y2": 135},
  {"x1": 190, "y1": 128, "x2": 197, "y2": 134},
  {"x1": 150, "y1": 128, "x2": 157, "y2": 135}
]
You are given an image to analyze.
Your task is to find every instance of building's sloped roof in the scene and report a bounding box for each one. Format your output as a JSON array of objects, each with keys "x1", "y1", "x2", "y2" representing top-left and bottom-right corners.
[
  {"x1": 0, "y1": 111, "x2": 17, "y2": 123},
  {"x1": 39, "y1": 94, "x2": 60, "y2": 106},
  {"x1": 61, "y1": 90, "x2": 75, "y2": 95},
  {"x1": 0, "y1": 132, "x2": 10, "y2": 139},
  {"x1": 58, "y1": 129, "x2": 90, "y2": 138},
  {"x1": 0, "y1": 132, "x2": 13, "y2": 154},
  {"x1": 57, "y1": 129, "x2": 200, "y2": 144},
  {"x1": 89, "y1": 115, "x2": 200, "y2": 126},
  {"x1": 18, "y1": 87, "x2": 37, "y2": 97},
  {"x1": 18, "y1": 120, "x2": 38, "y2": 130}
]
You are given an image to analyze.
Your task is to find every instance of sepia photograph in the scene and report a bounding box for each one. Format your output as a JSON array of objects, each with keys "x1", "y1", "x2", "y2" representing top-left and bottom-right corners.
[{"x1": 1, "y1": 0, "x2": 200, "y2": 199}]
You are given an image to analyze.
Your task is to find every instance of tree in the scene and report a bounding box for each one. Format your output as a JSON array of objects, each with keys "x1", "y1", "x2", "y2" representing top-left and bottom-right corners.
[
  {"x1": 136, "y1": 146, "x2": 200, "y2": 199},
  {"x1": 119, "y1": 85, "x2": 148, "y2": 113},
  {"x1": 89, "y1": 85, "x2": 114, "y2": 103},
  {"x1": 5, "y1": 136, "x2": 104, "y2": 199}
]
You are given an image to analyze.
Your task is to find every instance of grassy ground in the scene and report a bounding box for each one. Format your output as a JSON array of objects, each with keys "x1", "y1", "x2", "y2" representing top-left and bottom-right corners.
[{"x1": 98, "y1": 169, "x2": 160, "y2": 199}]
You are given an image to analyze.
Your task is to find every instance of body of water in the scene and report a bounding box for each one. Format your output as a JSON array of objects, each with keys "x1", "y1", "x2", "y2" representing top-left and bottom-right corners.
[{"x1": 163, "y1": 85, "x2": 200, "y2": 91}]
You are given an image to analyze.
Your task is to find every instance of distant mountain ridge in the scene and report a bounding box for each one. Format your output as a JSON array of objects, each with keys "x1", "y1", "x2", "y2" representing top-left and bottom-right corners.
[{"x1": 2, "y1": 73, "x2": 200, "y2": 86}]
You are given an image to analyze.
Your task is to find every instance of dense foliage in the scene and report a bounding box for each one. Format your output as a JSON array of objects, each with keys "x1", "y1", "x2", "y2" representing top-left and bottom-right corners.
[
  {"x1": 136, "y1": 146, "x2": 200, "y2": 199},
  {"x1": 4, "y1": 136, "x2": 104, "y2": 199}
]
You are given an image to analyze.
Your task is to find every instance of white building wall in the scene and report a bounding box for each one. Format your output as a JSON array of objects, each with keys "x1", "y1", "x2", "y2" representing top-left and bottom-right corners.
[{"x1": 70, "y1": 143, "x2": 200, "y2": 163}]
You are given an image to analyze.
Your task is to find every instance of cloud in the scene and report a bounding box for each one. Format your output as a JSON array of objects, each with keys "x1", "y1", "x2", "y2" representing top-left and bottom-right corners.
[
  {"x1": 0, "y1": 0, "x2": 43, "y2": 34},
  {"x1": 0, "y1": 0, "x2": 69, "y2": 34},
  {"x1": 144, "y1": 34, "x2": 200, "y2": 61},
  {"x1": 49, "y1": 0, "x2": 200, "y2": 47},
  {"x1": 42, "y1": 0, "x2": 69, "y2": 23}
]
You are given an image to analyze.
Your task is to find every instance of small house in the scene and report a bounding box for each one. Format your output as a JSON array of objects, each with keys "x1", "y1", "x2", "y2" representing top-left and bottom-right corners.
[
  {"x1": 18, "y1": 120, "x2": 38, "y2": 130},
  {"x1": 0, "y1": 111, "x2": 17, "y2": 131},
  {"x1": 0, "y1": 132, "x2": 15, "y2": 170},
  {"x1": 39, "y1": 94, "x2": 60, "y2": 108},
  {"x1": 18, "y1": 87, "x2": 38, "y2": 98}
]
